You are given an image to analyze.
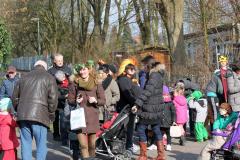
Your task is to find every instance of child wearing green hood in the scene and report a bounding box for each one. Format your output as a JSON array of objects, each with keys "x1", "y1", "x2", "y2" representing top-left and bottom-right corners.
[{"x1": 188, "y1": 91, "x2": 208, "y2": 142}]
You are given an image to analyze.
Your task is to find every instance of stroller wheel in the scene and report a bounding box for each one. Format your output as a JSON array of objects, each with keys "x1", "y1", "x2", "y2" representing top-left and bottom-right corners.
[{"x1": 114, "y1": 154, "x2": 124, "y2": 160}]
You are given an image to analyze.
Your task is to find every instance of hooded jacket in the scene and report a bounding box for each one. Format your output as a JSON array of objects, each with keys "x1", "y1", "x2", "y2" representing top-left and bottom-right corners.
[
  {"x1": 0, "y1": 114, "x2": 19, "y2": 150},
  {"x1": 173, "y1": 95, "x2": 188, "y2": 124},
  {"x1": 227, "y1": 71, "x2": 240, "y2": 112},
  {"x1": 135, "y1": 65, "x2": 165, "y2": 125},
  {"x1": 188, "y1": 98, "x2": 208, "y2": 122}
]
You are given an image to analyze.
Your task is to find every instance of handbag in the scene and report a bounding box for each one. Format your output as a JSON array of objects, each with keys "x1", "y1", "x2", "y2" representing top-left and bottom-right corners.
[
  {"x1": 170, "y1": 125, "x2": 182, "y2": 137},
  {"x1": 70, "y1": 107, "x2": 86, "y2": 130}
]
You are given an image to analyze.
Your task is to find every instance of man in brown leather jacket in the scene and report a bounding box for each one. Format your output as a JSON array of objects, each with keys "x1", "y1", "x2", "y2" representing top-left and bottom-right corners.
[{"x1": 12, "y1": 60, "x2": 58, "y2": 160}]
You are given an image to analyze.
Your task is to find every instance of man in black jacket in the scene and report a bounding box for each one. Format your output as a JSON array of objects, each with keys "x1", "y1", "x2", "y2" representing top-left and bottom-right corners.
[
  {"x1": 12, "y1": 60, "x2": 58, "y2": 160},
  {"x1": 48, "y1": 53, "x2": 72, "y2": 144}
]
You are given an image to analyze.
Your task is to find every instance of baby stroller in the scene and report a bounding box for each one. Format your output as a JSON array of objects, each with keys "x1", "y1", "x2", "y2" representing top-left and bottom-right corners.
[
  {"x1": 96, "y1": 105, "x2": 134, "y2": 160},
  {"x1": 211, "y1": 112, "x2": 240, "y2": 160}
]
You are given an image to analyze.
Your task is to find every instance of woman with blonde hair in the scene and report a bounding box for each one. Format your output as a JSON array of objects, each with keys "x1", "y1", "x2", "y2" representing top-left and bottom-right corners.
[{"x1": 68, "y1": 62, "x2": 106, "y2": 159}]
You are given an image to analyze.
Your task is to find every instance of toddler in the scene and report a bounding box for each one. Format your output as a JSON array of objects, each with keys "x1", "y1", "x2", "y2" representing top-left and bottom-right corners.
[
  {"x1": 160, "y1": 85, "x2": 176, "y2": 151},
  {"x1": 173, "y1": 82, "x2": 188, "y2": 146},
  {"x1": 187, "y1": 91, "x2": 208, "y2": 142},
  {"x1": 0, "y1": 98, "x2": 19, "y2": 160}
]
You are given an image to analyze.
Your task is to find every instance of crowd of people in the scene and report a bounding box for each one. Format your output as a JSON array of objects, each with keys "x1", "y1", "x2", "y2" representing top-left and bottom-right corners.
[{"x1": 0, "y1": 54, "x2": 239, "y2": 160}]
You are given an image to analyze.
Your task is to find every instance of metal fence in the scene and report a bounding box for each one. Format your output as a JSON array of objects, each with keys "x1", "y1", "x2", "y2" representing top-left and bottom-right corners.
[{"x1": 11, "y1": 55, "x2": 52, "y2": 71}]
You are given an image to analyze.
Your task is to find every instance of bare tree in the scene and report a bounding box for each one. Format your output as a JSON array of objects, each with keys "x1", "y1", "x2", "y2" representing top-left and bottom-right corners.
[
  {"x1": 155, "y1": 0, "x2": 186, "y2": 65},
  {"x1": 88, "y1": 0, "x2": 111, "y2": 44}
]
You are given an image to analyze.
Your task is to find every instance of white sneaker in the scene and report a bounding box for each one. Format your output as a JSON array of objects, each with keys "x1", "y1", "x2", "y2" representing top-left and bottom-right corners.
[
  {"x1": 147, "y1": 144, "x2": 157, "y2": 150},
  {"x1": 132, "y1": 144, "x2": 140, "y2": 153},
  {"x1": 166, "y1": 144, "x2": 172, "y2": 151}
]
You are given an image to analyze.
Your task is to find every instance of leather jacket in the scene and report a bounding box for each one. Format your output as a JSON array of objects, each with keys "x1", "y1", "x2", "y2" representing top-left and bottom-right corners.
[{"x1": 12, "y1": 66, "x2": 58, "y2": 127}]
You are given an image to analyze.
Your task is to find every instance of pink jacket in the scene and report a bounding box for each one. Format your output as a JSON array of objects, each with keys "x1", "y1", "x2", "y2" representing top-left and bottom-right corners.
[
  {"x1": 173, "y1": 95, "x2": 188, "y2": 124},
  {"x1": 0, "y1": 114, "x2": 19, "y2": 150}
]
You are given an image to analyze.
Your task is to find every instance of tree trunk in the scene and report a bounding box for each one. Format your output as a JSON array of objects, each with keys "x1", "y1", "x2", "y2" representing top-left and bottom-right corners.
[
  {"x1": 155, "y1": 0, "x2": 186, "y2": 65},
  {"x1": 199, "y1": 0, "x2": 210, "y2": 65},
  {"x1": 71, "y1": 0, "x2": 75, "y2": 64},
  {"x1": 133, "y1": 0, "x2": 151, "y2": 45}
]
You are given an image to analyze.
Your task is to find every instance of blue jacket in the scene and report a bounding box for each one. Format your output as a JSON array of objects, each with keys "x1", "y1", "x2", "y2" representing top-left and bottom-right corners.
[{"x1": 0, "y1": 77, "x2": 19, "y2": 99}]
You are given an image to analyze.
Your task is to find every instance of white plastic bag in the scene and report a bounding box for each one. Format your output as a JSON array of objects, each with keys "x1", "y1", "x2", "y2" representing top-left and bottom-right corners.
[
  {"x1": 170, "y1": 125, "x2": 182, "y2": 137},
  {"x1": 70, "y1": 107, "x2": 86, "y2": 130}
]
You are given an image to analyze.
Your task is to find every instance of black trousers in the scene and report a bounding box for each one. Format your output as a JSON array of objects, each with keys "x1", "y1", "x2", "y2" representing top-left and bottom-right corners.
[{"x1": 53, "y1": 110, "x2": 60, "y2": 137}]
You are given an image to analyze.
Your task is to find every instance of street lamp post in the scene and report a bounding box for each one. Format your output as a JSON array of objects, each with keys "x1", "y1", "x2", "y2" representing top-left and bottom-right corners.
[{"x1": 31, "y1": 18, "x2": 40, "y2": 55}]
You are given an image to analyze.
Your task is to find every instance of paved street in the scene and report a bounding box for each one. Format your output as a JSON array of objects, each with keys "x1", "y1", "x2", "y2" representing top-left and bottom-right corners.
[{"x1": 17, "y1": 132, "x2": 207, "y2": 160}]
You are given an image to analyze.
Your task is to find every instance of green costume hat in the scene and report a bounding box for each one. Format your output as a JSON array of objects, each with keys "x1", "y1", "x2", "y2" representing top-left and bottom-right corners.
[
  {"x1": 191, "y1": 90, "x2": 203, "y2": 100},
  {"x1": 74, "y1": 63, "x2": 85, "y2": 72}
]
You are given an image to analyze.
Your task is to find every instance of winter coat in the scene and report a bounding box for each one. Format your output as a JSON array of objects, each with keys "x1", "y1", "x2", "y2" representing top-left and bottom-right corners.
[
  {"x1": 102, "y1": 79, "x2": 120, "y2": 112},
  {"x1": 116, "y1": 76, "x2": 142, "y2": 112},
  {"x1": 48, "y1": 64, "x2": 72, "y2": 77},
  {"x1": 160, "y1": 102, "x2": 176, "y2": 128},
  {"x1": 206, "y1": 69, "x2": 232, "y2": 100},
  {"x1": 99, "y1": 79, "x2": 120, "y2": 121},
  {"x1": 68, "y1": 80, "x2": 106, "y2": 133},
  {"x1": 0, "y1": 114, "x2": 19, "y2": 150},
  {"x1": 227, "y1": 71, "x2": 240, "y2": 112},
  {"x1": 188, "y1": 98, "x2": 208, "y2": 122},
  {"x1": 12, "y1": 66, "x2": 58, "y2": 127},
  {"x1": 0, "y1": 76, "x2": 19, "y2": 99},
  {"x1": 173, "y1": 95, "x2": 188, "y2": 124},
  {"x1": 135, "y1": 68, "x2": 165, "y2": 125},
  {"x1": 213, "y1": 112, "x2": 238, "y2": 130},
  {"x1": 48, "y1": 65, "x2": 72, "y2": 109}
]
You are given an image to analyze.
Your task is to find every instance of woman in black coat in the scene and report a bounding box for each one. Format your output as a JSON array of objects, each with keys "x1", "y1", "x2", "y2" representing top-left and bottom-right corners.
[{"x1": 132, "y1": 61, "x2": 166, "y2": 160}]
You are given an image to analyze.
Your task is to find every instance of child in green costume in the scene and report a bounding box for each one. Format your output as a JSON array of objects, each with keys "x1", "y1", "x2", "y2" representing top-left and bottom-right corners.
[{"x1": 188, "y1": 91, "x2": 208, "y2": 142}]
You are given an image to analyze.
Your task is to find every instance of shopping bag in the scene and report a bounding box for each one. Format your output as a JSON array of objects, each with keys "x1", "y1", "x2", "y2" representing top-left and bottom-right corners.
[
  {"x1": 170, "y1": 125, "x2": 182, "y2": 137},
  {"x1": 70, "y1": 107, "x2": 86, "y2": 130}
]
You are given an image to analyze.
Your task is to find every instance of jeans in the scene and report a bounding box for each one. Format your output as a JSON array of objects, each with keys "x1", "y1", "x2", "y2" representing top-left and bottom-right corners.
[
  {"x1": 19, "y1": 121, "x2": 47, "y2": 160},
  {"x1": 137, "y1": 123, "x2": 162, "y2": 142},
  {"x1": 126, "y1": 113, "x2": 136, "y2": 150}
]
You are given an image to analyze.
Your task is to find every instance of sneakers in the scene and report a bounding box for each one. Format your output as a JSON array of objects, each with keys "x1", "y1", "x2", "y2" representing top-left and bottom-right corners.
[
  {"x1": 166, "y1": 144, "x2": 172, "y2": 151},
  {"x1": 147, "y1": 144, "x2": 157, "y2": 150}
]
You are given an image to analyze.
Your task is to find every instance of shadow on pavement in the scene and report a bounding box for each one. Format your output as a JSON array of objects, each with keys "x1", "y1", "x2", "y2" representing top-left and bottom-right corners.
[{"x1": 168, "y1": 150, "x2": 199, "y2": 160}]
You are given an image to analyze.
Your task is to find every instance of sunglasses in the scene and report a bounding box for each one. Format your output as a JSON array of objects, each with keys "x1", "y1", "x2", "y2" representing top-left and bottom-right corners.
[{"x1": 8, "y1": 72, "x2": 15, "y2": 74}]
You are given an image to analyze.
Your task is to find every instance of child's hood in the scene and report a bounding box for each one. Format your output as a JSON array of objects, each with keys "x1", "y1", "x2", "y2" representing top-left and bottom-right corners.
[
  {"x1": 0, "y1": 114, "x2": 12, "y2": 125},
  {"x1": 174, "y1": 95, "x2": 187, "y2": 106}
]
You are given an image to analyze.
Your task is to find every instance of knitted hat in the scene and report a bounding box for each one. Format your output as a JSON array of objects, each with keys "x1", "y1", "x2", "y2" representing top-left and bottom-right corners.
[
  {"x1": 0, "y1": 98, "x2": 12, "y2": 112},
  {"x1": 98, "y1": 64, "x2": 109, "y2": 74},
  {"x1": 163, "y1": 85, "x2": 170, "y2": 94},
  {"x1": 191, "y1": 90, "x2": 203, "y2": 101},
  {"x1": 220, "y1": 103, "x2": 232, "y2": 114},
  {"x1": 108, "y1": 64, "x2": 117, "y2": 74}
]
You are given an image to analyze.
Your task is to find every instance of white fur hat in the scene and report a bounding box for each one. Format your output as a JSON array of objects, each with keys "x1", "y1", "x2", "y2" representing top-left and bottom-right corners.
[{"x1": 34, "y1": 60, "x2": 48, "y2": 70}]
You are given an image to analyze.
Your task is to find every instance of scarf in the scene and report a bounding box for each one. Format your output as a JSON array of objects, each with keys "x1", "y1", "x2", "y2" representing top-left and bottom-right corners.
[
  {"x1": 77, "y1": 74, "x2": 97, "y2": 91},
  {"x1": 102, "y1": 75, "x2": 112, "y2": 90}
]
